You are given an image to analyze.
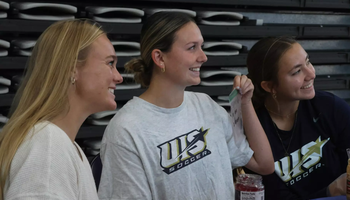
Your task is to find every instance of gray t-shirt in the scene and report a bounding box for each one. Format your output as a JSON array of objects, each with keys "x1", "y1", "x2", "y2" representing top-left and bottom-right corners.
[{"x1": 98, "y1": 92, "x2": 253, "y2": 200}]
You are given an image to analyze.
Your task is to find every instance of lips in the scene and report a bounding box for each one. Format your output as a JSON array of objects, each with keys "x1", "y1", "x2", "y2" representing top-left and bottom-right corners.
[
  {"x1": 189, "y1": 67, "x2": 200, "y2": 72},
  {"x1": 301, "y1": 82, "x2": 313, "y2": 89}
]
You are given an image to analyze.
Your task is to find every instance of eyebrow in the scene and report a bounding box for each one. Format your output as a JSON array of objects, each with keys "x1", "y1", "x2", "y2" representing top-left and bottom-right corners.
[
  {"x1": 106, "y1": 55, "x2": 117, "y2": 61},
  {"x1": 185, "y1": 41, "x2": 204, "y2": 46},
  {"x1": 290, "y1": 54, "x2": 309, "y2": 71},
  {"x1": 105, "y1": 55, "x2": 118, "y2": 62}
]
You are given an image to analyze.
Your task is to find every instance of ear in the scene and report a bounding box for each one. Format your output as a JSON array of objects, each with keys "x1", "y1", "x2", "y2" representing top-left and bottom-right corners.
[
  {"x1": 261, "y1": 81, "x2": 275, "y2": 93},
  {"x1": 151, "y1": 49, "x2": 165, "y2": 69}
]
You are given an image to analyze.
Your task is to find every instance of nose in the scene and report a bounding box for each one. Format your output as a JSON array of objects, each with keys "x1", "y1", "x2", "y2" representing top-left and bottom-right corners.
[
  {"x1": 198, "y1": 48, "x2": 208, "y2": 63},
  {"x1": 305, "y1": 63, "x2": 316, "y2": 80},
  {"x1": 113, "y1": 68, "x2": 123, "y2": 84}
]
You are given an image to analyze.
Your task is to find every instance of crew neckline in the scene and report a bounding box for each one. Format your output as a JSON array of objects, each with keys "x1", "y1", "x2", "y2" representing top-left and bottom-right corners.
[{"x1": 132, "y1": 92, "x2": 188, "y2": 114}]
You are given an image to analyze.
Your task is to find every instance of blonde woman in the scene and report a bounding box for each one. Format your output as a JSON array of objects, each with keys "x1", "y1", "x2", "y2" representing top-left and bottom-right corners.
[{"x1": 0, "y1": 19, "x2": 123, "y2": 200}]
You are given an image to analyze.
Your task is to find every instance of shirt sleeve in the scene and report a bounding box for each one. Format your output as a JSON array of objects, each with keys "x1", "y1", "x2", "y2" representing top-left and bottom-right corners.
[
  {"x1": 5, "y1": 126, "x2": 79, "y2": 200},
  {"x1": 98, "y1": 127, "x2": 152, "y2": 200},
  {"x1": 202, "y1": 93, "x2": 254, "y2": 168},
  {"x1": 223, "y1": 106, "x2": 254, "y2": 168}
]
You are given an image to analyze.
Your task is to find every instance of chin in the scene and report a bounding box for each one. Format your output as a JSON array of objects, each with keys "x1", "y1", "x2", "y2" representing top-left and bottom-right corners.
[
  {"x1": 308, "y1": 93, "x2": 316, "y2": 100},
  {"x1": 190, "y1": 78, "x2": 201, "y2": 86},
  {"x1": 99, "y1": 102, "x2": 117, "y2": 112},
  {"x1": 301, "y1": 90, "x2": 316, "y2": 100},
  {"x1": 184, "y1": 81, "x2": 201, "y2": 88},
  {"x1": 107, "y1": 102, "x2": 117, "y2": 110}
]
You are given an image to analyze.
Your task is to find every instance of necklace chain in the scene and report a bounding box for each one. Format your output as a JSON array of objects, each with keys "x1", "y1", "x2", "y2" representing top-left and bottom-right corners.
[
  {"x1": 264, "y1": 104, "x2": 296, "y2": 119},
  {"x1": 271, "y1": 111, "x2": 298, "y2": 157}
]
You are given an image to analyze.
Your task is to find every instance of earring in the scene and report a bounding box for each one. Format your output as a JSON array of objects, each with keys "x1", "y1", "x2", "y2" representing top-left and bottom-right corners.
[
  {"x1": 272, "y1": 92, "x2": 277, "y2": 99},
  {"x1": 161, "y1": 67, "x2": 165, "y2": 73},
  {"x1": 71, "y1": 77, "x2": 76, "y2": 85}
]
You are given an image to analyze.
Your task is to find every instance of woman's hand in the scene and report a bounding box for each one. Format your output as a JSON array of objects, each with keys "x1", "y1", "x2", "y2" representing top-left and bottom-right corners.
[
  {"x1": 233, "y1": 75, "x2": 254, "y2": 106},
  {"x1": 328, "y1": 173, "x2": 346, "y2": 196}
]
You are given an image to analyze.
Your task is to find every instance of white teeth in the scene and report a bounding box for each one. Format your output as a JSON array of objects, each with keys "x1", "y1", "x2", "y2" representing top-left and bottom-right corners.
[
  {"x1": 109, "y1": 88, "x2": 114, "y2": 94},
  {"x1": 301, "y1": 82, "x2": 313, "y2": 89},
  {"x1": 190, "y1": 68, "x2": 200, "y2": 72}
]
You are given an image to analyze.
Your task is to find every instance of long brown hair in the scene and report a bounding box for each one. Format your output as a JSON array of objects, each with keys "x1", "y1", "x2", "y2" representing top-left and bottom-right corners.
[{"x1": 247, "y1": 36, "x2": 297, "y2": 109}]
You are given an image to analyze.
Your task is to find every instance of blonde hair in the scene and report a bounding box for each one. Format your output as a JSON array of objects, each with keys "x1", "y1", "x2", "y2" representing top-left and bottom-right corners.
[
  {"x1": 125, "y1": 12, "x2": 195, "y2": 87},
  {"x1": 0, "y1": 19, "x2": 105, "y2": 198}
]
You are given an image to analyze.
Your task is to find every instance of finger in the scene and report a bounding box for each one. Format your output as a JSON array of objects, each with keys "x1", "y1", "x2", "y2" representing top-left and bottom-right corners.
[
  {"x1": 239, "y1": 75, "x2": 251, "y2": 94},
  {"x1": 243, "y1": 78, "x2": 253, "y2": 92},
  {"x1": 241, "y1": 75, "x2": 248, "y2": 82},
  {"x1": 243, "y1": 79, "x2": 254, "y2": 94},
  {"x1": 233, "y1": 75, "x2": 241, "y2": 90}
]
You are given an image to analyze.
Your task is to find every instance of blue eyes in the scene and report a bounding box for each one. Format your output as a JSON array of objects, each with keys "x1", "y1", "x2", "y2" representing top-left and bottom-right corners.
[{"x1": 108, "y1": 60, "x2": 116, "y2": 68}]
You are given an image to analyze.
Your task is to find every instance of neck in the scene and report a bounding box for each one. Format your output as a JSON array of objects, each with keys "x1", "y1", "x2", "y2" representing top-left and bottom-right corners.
[
  {"x1": 51, "y1": 96, "x2": 90, "y2": 142},
  {"x1": 264, "y1": 96, "x2": 299, "y2": 119},
  {"x1": 140, "y1": 75, "x2": 185, "y2": 108},
  {"x1": 264, "y1": 96, "x2": 299, "y2": 130}
]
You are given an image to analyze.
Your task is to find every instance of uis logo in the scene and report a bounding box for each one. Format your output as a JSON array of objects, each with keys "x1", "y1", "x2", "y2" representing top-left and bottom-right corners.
[
  {"x1": 157, "y1": 127, "x2": 211, "y2": 174},
  {"x1": 275, "y1": 136, "x2": 329, "y2": 186}
]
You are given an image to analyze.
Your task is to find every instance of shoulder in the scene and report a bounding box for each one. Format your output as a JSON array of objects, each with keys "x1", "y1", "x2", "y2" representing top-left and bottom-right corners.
[
  {"x1": 13, "y1": 122, "x2": 80, "y2": 171},
  {"x1": 24, "y1": 122, "x2": 72, "y2": 150},
  {"x1": 8, "y1": 122, "x2": 79, "y2": 195},
  {"x1": 13, "y1": 122, "x2": 77, "y2": 167},
  {"x1": 311, "y1": 90, "x2": 348, "y2": 109},
  {"x1": 185, "y1": 91, "x2": 229, "y2": 122},
  {"x1": 8, "y1": 122, "x2": 96, "y2": 200},
  {"x1": 313, "y1": 90, "x2": 336, "y2": 101},
  {"x1": 108, "y1": 97, "x2": 144, "y2": 125},
  {"x1": 298, "y1": 91, "x2": 350, "y2": 121},
  {"x1": 103, "y1": 98, "x2": 146, "y2": 143}
]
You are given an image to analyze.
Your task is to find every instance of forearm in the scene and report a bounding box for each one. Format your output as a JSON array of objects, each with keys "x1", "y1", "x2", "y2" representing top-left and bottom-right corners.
[
  {"x1": 327, "y1": 173, "x2": 347, "y2": 196},
  {"x1": 242, "y1": 101, "x2": 274, "y2": 175}
]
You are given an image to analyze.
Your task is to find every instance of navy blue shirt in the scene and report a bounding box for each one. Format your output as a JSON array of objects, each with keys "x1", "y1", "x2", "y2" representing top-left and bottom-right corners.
[{"x1": 249, "y1": 91, "x2": 350, "y2": 200}]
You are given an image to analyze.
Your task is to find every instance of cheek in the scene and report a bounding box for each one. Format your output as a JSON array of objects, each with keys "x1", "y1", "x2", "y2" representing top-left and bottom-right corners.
[
  {"x1": 97, "y1": 67, "x2": 113, "y2": 80},
  {"x1": 280, "y1": 77, "x2": 299, "y2": 91},
  {"x1": 90, "y1": 70, "x2": 109, "y2": 90},
  {"x1": 292, "y1": 78, "x2": 303, "y2": 87},
  {"x1": 175, "y1": 52, "x2": 191, "y2": 66}
]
